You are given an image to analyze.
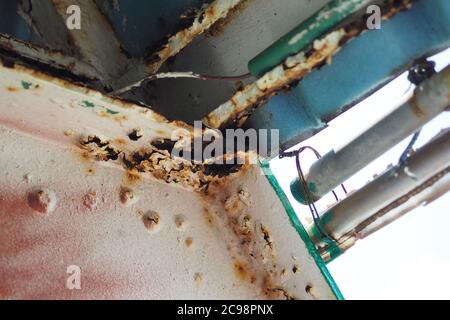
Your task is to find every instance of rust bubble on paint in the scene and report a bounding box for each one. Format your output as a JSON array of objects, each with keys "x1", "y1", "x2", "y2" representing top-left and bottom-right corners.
[
  {"x1": 194, "y1": 272, "x2": 203, "y2": 285},
  {"x1": 174, "y1": 214, "x2": 187, "y2": 231},
  {"x1": 142, "y1": 210, "x2": 161, "y2": 234},
  {"x1": 119, "y1": 186, "x2": 138, "y2": 206},
  {"x1": 82, "y1": 191, "x2": 98, "y2": 210},
  {"x1": 86, "y1": 167, "x2": 96, "y2": 176},
  {"x1": 6, "y1": 86, "x2": 18, "y2": 92},
  {"x1": 185, "y1": 237, "x2": 194, "y2": 248},
  {"x1": 63, "y1": 129, "x2": 75, "y2": 136},
  {"x1": 27, "y1": 188, "x2": 58, "y2": 214},
  {"x1": 114, "y1": 138, "x2": 127, "y2": 145},
  {"x1": 135, "y1": 208, "x2": 145, "y2": 219},
  {"x1": 238, "y1": 188, "x2": 252, "y2": 206},
  {"x1": 237, "y1": 214, "x2": 251, "y2": 235}
]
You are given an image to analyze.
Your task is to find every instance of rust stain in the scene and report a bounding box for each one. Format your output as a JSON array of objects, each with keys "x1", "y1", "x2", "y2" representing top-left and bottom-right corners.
[
  {"x1": 233, "y1": 260, "x2": 255, "y2": 283},
  {"x1": 97, "y1": 111, "x2": 128, "y2": 123},
  {"x1": 185, "y1": 237, "x2": 194, "y2": 248},
  {"x1": 146, "y1": 0, "x2": 244, "y2": 74},
  {"x1": 201, "y1": 180, "x2": 289, "y2": 299},
  {"x1": 5, "y1": 86, "x2": 18, "y2": 92},
  {"x1": 202, "y1": 206, "x2": 215, "y2": 227},
  {"x1": 207, "y1": 0, "x2": 249, "y2": 37},
  {"x1": 409, "y1": 95, "x2": 427, "y2": 118},
  {"x1": 115, "y1": 138, "x2": 127, "y2": 145},
  {"x1": 79, "y1": 150, "x2": 91, "y2": 162},
  {"x1": 125, "y1": 170, "x2": 143, "y2": 185},
  {"x1": 86, "y1": 167, "x2": 96, "y2": 176},
  {"x1": 2, "y1": 63, "x2": 193, "y2": 133}
]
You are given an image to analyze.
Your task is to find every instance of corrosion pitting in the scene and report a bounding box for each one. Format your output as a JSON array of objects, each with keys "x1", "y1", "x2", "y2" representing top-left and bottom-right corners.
[
  {"x1": 199, "y1": 182, "x2": 295, "y2": 300},
  {"x1": 79, "y1": 135, "x2": 121, "y2": 161},
  {"x1": 78, "y1": 131, "x2": 248, "y2": 191},
  {"x1": 128, "y1": 128, "x2": 143, "y2": 141}
]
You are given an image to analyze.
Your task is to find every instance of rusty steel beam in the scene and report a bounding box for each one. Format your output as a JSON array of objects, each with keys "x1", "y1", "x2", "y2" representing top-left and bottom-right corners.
[
  {"x1": 203, "y1": 0, "x2": 413, "y2": 129},
  {"x1": 0, "y1": 32, "x2": 98, "y2": 80},
  {"x1": 110, "y1": 0, "x2": 246, "y2": 92}
]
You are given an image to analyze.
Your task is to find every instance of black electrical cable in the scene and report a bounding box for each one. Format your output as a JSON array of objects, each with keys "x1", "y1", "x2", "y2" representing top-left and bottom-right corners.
[
  {"x1": 398, "y1": 59, "x2": 437, "y2": 166},
  {"x1": 280, "y1": 146, "x2": 347, "y2": 241}
]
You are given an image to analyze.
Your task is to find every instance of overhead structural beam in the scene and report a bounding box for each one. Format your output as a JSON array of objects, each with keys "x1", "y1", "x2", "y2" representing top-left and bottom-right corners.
[
  {"x1": 248, "y1": 0, "x2": 374, "y2": 77},
  {"x1": 109, "y1": 0, "x2": 245, "y2": 92},
  {"x1": 308, "y1": 129, "x2": 450, "y2": 262},
  {"x1": 17, "y1": 0, "x2": 75, "y2": 55},
  {"x1": 0, "y1": 32, "x2": 98, "y2": 80},
  {"x1": 50, "y1": 0, "x2": 129, "y2": 82},
  {"x1": 203, "y1": 0, "x2": 413, "y2": 129},
  {"x1": 291, "y1": 65, "x2": 450, "y2": 204}
]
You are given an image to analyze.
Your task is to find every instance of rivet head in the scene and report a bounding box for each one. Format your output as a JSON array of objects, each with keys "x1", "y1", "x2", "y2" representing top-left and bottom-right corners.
[{"x1": 120, "y1": 187, "x2": 138, "y2": 206}]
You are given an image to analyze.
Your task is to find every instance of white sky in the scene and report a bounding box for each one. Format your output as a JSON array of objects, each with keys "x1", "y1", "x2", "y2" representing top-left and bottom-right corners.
[{"x1": 269, "y1": 48, "x2": 450, "y2": 300}]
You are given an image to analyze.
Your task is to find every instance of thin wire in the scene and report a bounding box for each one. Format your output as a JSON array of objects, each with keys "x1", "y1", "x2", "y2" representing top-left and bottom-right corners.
[
  {"x1": 398, "y1": 130, "x2": 421, "y2": 166},
  {"x1": 280, "y1": 146, "x2": 347, "y2": 241},
  {"x1": 112, "y1": 72, "x2": 251, "y2": 95}
]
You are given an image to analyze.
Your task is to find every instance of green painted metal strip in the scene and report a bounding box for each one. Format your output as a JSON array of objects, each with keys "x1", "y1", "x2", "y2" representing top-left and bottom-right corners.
[
  {"x1": 259, "y1": 160, "x2": 344, "y2": 300},
  {"x1": 248, "y1": 0, "x2": 372, "y2": 77}
]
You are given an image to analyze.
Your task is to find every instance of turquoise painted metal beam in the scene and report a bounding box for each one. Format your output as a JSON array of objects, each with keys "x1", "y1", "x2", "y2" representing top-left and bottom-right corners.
[
  {"x1": 246, "y1": 0, "x2": 450, "y2": 152},
  {"x1": 248, "y1": 0, "x2": 373, "y2": 77}
]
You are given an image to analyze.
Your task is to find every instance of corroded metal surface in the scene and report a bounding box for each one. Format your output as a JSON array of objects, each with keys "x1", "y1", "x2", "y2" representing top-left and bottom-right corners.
[
  {"x1": 0, "y1": 62, "x2": 337, "y2": 299},
  {"x1": 146, "y1": 0, "x2": 244, "y2": 75},
  {"x1": 110, "y1": 0, "x2": 246, "y2": 91},
  {"x1": 204, "y1": 30, "x2": 346, "y2": 128},
  {"x1": 0, "y1": 33, "x2": 98, "y2": 80},
  {"x1": 136, "y1": 0, "x2": 329, "y2": 124},
  {"x1": 204, "y1": 0, "x2": 413, "y2": 129}
]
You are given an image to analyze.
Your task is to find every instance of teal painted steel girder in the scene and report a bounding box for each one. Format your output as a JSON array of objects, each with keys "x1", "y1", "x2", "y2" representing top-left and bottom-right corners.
[{"x1": 249, "y1": 0, "x2": 373, "y2": 77}]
